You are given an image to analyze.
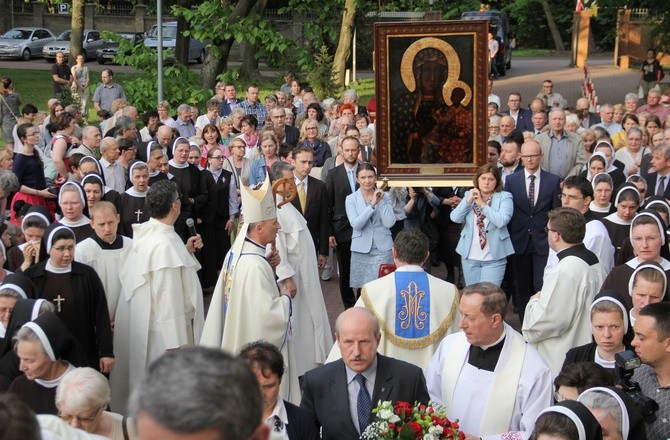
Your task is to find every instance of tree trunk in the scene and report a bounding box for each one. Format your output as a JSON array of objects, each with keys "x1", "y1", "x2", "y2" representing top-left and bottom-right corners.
[
  {"x1": 1, "y1": 0, "x2": 10, "y2": 32},
  {"x1": 332, "y1": 0, "x2": 356, "y2": 88},
  {"x1": 239, "y1": 0, "x2": 269, "y2": 82},
  {"x1": 200, "y1": 0, "x2": 257, "y2": 90},
  {"x1": 70, "y1": 0, "x2": 84, "y2": 59},
  {"x1": 541, "y1": 0, "x2": 564, "y2": 51},
  {"x1": 175, "y1": 15, "x2": 190, "y2": 65}
]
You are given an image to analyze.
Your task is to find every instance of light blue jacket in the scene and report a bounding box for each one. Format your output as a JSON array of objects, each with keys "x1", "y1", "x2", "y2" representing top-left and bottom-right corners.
[
  {"x1": 345, "y1": 190, "x2": 396, "y2": 253},
  {"x1": 249, "y1": 156, "x2": 278, "y2": 187},
  {"x1": 450, "y1": 190, "x2": 515, "y2": 260}
]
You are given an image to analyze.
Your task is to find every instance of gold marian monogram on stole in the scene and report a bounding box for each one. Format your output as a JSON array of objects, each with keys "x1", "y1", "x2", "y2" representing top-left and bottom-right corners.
[{"x1": 397, "y1": 281, "x2": 427, "y2": 330}]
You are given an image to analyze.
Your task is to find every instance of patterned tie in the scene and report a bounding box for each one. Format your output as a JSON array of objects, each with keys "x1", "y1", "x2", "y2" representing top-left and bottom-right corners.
[
  {"x1": 355, "y1": 374, "x2": 371, "y2": 433},
  {"x1": 657, "y1": 176, "x2": 666, "y2": 197},
  {"x1": 528, "y1": 174, "x2": 536, "y2": 210},
  {"x1": 298, "y1": 181, "x2": 307, "y2": 213}
]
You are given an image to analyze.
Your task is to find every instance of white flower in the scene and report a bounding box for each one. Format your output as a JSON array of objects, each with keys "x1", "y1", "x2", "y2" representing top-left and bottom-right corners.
[
  {"x1": 428, "y1": 425, "x2": 444, "y2": 435},
  {"x1": 423, "y1": 434, "x2": 437, "y2": 440},
  {"x1": 388, "y1": 414, "x2": 401, "y2": 424},
  {"x1": 378, "y1": 409, "x2": 394, "y2": 420}
]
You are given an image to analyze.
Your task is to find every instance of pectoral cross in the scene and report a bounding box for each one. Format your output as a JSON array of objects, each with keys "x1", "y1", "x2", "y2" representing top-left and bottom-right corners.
[
  {"x1": 135, "y1": 209, "x2": 143, "y2": 222},
  {"x1": 53, "y1": 295, "x2": 65, "y2": 313}
]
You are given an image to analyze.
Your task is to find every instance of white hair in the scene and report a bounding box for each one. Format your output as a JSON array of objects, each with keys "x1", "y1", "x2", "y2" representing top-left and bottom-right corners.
[{"x1": 55, "y1": 367, "x2": 110, "y2": 413}]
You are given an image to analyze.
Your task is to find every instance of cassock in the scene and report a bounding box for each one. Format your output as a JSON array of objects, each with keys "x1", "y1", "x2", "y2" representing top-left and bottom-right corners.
[
  {"x1": 75, "y1": 234, "x2": 132, "y2": 321},
  {"x1": 522, "y1": 244, "x2": 608, "y2": 377},
  {"x1": 326, "y1": 265, "x2": 460, "y2": 368},
  {"x1": 602, "y1": 214, "x2": 631, "y2": 262},
  {"x1": 424, "y1": 323, "x2": 552, "y2": 440},
  {"x1": 56, "y1": 217, "x2": 94, "y2": 244},
  {"x1": 119, "y1": 188, "x2": 150, "y2": 238},
  {"x1": 600, "y1": 257, "x2": 670, "y2": 309},
  {"x1": 200, "y1": 237, "x2": 300, "y2": 404},
  {"x1": 543, "y1": 211, "x2": 615, "y2": 278},
  {"x1": 23, "y1": 261, "x2": 114, "y2": 371},
  {"x1": 110, "y1": 218, "x2": 205, "y2": 413},
  {"x1": 274, "y1": 200, "x2": 332, "y2": 377}
]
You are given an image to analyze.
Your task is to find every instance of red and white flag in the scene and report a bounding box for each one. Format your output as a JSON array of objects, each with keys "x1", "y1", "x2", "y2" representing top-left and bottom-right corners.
[{"x1": 576, "y1": 0, "x2": 583, "y2": 11}]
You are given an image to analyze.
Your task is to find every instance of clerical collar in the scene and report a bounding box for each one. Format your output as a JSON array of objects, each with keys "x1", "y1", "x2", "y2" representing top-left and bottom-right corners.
[
  {"x1": 557, "y1": 243, "x2": 599, "y2": 265},
  {"x1": 395, "y1": 265, "x2": 424, "y2": 272},
  {"x1": 244, "y1": 237, "x2": 267, "y2": 252},
  {"x1": 46, "y1": 260, "x2": 71, "y2": 273},
  {"x1": 125, "y1": 187, "x2": 148, "y2": 197},
  {"x1": 168, "y1": 159, "x2": 189, "y2": 169},
  {"x1": 92, "y1": 233, "x2": 123, "y2": 250},
  {"x1": 59, "y1": 216, "x2": 91, "y2": 228},
  {"x1": 468, "y1": 329, "x2": 506, "y2": 372}
]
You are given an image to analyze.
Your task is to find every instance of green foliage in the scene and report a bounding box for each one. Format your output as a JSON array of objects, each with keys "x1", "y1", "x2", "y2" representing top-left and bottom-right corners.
[
  {"x1": 108, "y1": 33, "x2": 209, "y2": 112},
  {"x1": 306, "y1": 45, "x2": 342, "y2": 99},
  {"x1": 58, "y1": 84, "x2": 80, "y2": 109},
  {"x1": 173, "y1": 2, "x2": 292, "y2": 62}
]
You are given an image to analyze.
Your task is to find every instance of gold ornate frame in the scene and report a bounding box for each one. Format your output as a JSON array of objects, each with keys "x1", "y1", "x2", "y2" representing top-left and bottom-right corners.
[{"x1": 374, "y1": 21, "x2": 488, "y2": 185}]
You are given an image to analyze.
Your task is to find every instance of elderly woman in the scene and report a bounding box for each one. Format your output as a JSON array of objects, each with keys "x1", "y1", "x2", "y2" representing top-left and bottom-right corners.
[
  {"x1": 578, "y1": 386, "x2": 647, "y2": 440},
  {"x1": 9, "y1": 311, "x2": 86, "y2": 415},
  {"x1": 345, "y1": 163, "x2": 396, "y2": 289},
  {"x1": 297, "y1": 119, "x2": 331, "y2": 167},
  {"x1": 56, "y1": 181, "x2": 93, "y2": 243},
  {"x1": 223, "y1": 137, "x2": 251, "y2": 189},
  {"x1": 615, "y1": 127, "x2": 648, "y2": 177},
  {"x1": 590, "y1": 173, "x2": 614, "y2": 218},
  {"x1": 249, "y1": 132, "x2": 280, "y2": 187},
  {"x1": 23, "y1": 224, "x2": 113, "y2": 373},
  {"x1": 450, "y1": 163, "x2": 513, "y2": 286},
  {"x1": 56, "y1": 367, "x2": 137, "y2": 439},
  {"x1": 581, "y1": 128, "x2": 597, "y2": 160},
  {"x1": 563, "y1": 291, "x2": 629, "y2": 376},
  {"x1": 565, "y1": 113, "x2": 582, "y2": 134},
  {"x1": 240, "y1": 341, "x2": 319, "y2": 440},
  {"x1": 488, "y1": 115, "x2": 502, "y2": 142},
  {"x1": 119, "y1": 162, "x2": 151, "y2": 238},
  {"x1": 531, "y1": 401, "x2": 603, "y2": 440}
]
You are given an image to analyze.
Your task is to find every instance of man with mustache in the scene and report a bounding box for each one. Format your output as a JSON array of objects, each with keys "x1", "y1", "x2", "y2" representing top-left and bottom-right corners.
[{"x1": 300, "y1": 307, "x2": 429, "y2": 439}]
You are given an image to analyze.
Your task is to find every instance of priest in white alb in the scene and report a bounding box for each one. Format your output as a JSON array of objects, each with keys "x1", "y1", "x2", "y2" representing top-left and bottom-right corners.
[
  {"x1": 425, "y1": 282, "x2": 552, "y2": 440},
  {"x1": 269, "y1": 162, "x2": 333, "y2": 377},
  {"x1": 110, "y1": 180, "x2": 205, "y2": 413},
  {"x1": 200, "y1": 176, "x2": 300, "y2": 404},
  {"x1": 522, "y1": 208, "x2": 607, "y2": 377},
  {"x1": 327, "y1": 227, "x2": 460, "y2": 368}
]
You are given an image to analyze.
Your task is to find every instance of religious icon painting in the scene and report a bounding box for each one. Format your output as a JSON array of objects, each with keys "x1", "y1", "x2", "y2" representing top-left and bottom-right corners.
[{"x1": 374, "y1": 21, "x2": 489, "y2": 184}]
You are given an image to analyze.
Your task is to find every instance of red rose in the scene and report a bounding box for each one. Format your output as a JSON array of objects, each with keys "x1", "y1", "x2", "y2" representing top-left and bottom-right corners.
[
  {"x1": 451, "y1": 422, "x2": 460, "y2": 429},
  {"x1": 459, "y1": 431, "x2": 466, "y2": 440},
  {"x1": 407, "y1": 421, "x2": 422, "y2": 438},
  {"x1": 394, "y1": 401, "x2": 413, "y2": 420}
]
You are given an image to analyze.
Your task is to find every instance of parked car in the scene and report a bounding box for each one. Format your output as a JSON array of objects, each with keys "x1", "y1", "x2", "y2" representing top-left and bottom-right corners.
[
  {"x1": 461, "y1": 9, "x2": 514, "y2": 76},
  {"x1": 0, "y1": 27, "x2": 56, "y2": 60},
  {"x1": 42, "y1": 29, "x2": 104, "y2": 62},
  {"x1": 144, "y1": 21, "x2": 206, "y2": 64},
  {"x1": 96, "y1": 32, "x2": 144, "y2": 64}
]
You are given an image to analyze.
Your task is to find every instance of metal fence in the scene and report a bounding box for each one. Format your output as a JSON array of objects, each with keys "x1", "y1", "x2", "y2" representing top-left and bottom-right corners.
[{"x1": 95, "y1": 3, "x2": 134, "y2": 16}]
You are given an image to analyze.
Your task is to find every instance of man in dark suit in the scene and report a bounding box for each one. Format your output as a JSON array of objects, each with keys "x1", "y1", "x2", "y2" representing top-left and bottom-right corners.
[
  {"x1": 291, "y1": 146, "x2": 330, "y2": 267},
  {"x1": 504, "y1": 92, "x2": 533, "y2": 132},
  {"x1": 218, "y1": 83, "x2": 243, "y2": 117},
  {"x1": 645, "y1": 144, "x2": 670, "y2": 199},
  {"x1": 301, "y1": 307, "x2": 430, "y2": 439},
  {"x1": 576, "y1": 97, "x2": 601, "y2": 129},
  {"x1": 326, "y1": 136, "x2": 361, "y2": 308},
  {"x1": 270, "y1": 107, "x2": 300, "y2": 145},
  {"x1": 504, "y1": 139, "x2": 561, "y2": 321}
]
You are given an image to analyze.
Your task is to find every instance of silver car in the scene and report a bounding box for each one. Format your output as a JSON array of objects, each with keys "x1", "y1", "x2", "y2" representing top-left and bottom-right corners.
[
  {"x1": 0, "y1": 27, "x2": 56, "y2": 60},
  {"x1": 43, "y1": 29, "x2": 104, "y2": 62}
]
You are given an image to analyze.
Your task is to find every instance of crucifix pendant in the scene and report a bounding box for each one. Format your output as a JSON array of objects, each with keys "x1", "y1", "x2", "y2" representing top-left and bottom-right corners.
[
  {"x1": 135, "y1": 209, "x2": 143, "y2": 222},
  {"x1": 53, "y1": 295, "x2": 65, "y2": 313}
]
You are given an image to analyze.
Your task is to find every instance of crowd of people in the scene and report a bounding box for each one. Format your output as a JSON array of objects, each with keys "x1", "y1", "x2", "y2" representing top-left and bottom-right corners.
[{"x1": 0, "y1": 53, "x2": 669, "y2": 439}]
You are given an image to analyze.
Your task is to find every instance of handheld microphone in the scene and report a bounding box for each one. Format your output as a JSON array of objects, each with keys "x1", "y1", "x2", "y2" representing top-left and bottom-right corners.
[{"x1": 186, "y1": 218, "x2": 197, "y2": 237}]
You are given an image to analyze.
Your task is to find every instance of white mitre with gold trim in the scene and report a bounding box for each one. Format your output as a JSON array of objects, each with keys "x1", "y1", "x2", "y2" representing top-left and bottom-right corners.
[{"x1": 241, "y1": 176, "x2": 276, "y2": 223}]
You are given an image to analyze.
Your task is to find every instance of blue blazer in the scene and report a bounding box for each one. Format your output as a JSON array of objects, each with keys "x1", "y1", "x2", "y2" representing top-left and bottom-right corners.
[
  {"x1": 450, "y1": 190, "x2": 515, "y2": 260},
  {"x1": 504, "y1": 108, "x2": 533, "y2": 132},
  {"x1": 345, "y1": 190, "x2": 396, "y2": 253},
  {"x1": 504, "y1": 169, "x2": 561, "y2": 256},
  {"x1": 249, "y1": 156, "x2": 279, "y2": 187}
]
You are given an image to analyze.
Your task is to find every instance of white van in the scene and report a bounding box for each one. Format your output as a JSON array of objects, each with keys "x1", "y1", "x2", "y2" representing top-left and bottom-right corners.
[{"x1": 144, "y1": 21, "x2": 206, "y2": 64}]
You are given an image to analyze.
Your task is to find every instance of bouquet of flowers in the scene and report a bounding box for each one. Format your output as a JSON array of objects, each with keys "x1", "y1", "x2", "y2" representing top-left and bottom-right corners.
[{"x1": 361, "y1": 400, "x2": 465, "y2": 440}]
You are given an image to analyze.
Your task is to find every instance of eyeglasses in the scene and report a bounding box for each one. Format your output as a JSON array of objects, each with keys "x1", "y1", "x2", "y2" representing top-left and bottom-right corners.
[
  {"x1": 559, "y1": 194, "x2": 583, "y2": 201},
  {"x1": 59, "y1": 406, "x2": 103, "y2": 424},
  {"x1": 544, "y1": 226, "x2": 557, "y2": 234}
]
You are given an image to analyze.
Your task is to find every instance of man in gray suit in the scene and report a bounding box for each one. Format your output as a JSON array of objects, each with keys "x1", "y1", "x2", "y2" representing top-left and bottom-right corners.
[
  {"x1": 536, "y1": 108, "x2": 587, "y2": 180},
  {"x1": 300, "y1": 307, "x2": 430, "y2": 439}
]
